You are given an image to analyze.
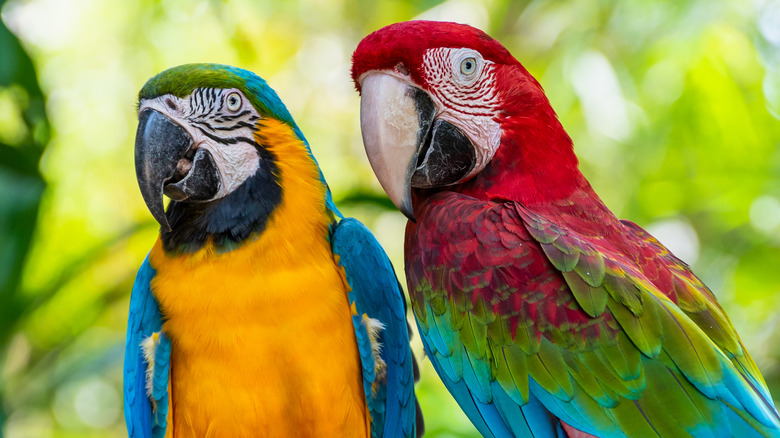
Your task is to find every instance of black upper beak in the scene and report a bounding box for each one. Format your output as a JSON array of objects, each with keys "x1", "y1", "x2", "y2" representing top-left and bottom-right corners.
[{"x1": 135, "y1": 109, "x2": 219, "y2": 231}]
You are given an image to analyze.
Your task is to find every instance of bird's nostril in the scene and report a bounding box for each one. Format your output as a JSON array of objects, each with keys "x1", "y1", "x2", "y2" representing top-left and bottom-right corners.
[{"x1": 166, "y1": 98, "x2": 177, "y2": 111}]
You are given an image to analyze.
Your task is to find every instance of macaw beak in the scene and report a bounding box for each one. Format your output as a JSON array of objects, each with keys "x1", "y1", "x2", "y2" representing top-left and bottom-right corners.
[
  {"x1": 359, "y1": 73, "x2": 476, "y2": 221},
  {"x1": 135, "y1": 109, "x2": 219, "y2": 231}
]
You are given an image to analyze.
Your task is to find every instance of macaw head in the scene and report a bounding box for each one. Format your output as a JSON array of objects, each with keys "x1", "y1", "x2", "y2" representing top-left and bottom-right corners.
[
  {"x1": 351, "y1": 21, "x2": 584, "y2": 219},
  {"x1": 135, "y1": 64, "x2": 334, "y2": 253}
]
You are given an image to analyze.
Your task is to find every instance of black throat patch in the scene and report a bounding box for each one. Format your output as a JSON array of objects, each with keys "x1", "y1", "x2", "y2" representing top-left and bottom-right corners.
[{"x1": 160, "y1": 145, "x2": 282, "y2": 254}]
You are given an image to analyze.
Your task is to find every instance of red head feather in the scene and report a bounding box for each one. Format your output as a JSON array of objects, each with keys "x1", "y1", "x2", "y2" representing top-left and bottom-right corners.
[{"x1": 351, "y1": 21, "x2": 516, "y2": 91}]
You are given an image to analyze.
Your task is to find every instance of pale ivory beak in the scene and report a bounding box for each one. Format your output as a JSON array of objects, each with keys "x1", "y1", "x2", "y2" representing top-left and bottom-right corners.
[{"x1": 359, "y1": 73, "x2": 425, "y2": 221}]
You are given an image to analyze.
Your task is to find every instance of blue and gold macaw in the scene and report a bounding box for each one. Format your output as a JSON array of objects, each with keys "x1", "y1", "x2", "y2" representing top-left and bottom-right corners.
[{"x1": 123, "y1": 64, "x2": 421, "y2": 438}]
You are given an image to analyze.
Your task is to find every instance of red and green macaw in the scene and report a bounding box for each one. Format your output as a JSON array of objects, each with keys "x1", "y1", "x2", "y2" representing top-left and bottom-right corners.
[
  {"x1": 123, "y1": 64, "x2": 422, "y2": 438},
  {"x1": 351, "y1": 21, "x2": 780, "y2": 437}
]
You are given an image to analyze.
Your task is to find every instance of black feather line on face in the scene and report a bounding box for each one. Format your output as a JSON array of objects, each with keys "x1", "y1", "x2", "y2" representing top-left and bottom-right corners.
[{"x1": 160, "y1": 138, "x2": 282, "y2": 254}]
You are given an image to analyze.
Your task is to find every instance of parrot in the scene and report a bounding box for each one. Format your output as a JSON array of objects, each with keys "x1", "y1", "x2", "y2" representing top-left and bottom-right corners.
[
  {"x1": 350, "y1": 20, "x2": 780, "y2": 438},
  {"x1": 123, "y1": 63, "x2": 422, "y2": 438}
]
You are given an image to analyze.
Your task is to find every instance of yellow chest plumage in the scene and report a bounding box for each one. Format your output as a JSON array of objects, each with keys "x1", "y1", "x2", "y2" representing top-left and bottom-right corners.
[{"x1": 148, "y1": 120, "x2": 369, "y2": 438}]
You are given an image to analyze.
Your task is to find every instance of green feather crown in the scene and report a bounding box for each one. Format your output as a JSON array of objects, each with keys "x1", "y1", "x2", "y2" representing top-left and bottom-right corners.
[{"x1": 138, "y1": 63, "x2": 297, "y2": 129}]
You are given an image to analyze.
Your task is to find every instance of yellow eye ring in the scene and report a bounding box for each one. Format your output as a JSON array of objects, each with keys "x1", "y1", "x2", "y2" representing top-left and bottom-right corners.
[
  {"x1": 226, "y1": 92, "x2": 242, "y2": 112},
  {"x1": 460, "y1": 57, "x2": 477, "y2": 75}
]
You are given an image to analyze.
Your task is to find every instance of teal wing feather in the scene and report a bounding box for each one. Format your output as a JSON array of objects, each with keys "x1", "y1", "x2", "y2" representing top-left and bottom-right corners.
[
  {"x1": 619, "y1": 221, "x2": 771, "y2": 380},
  {"x1": 406, "y1": 190, "x2": 780, "y2": 438},
  {"x1": 331, "y1": 217, "x2": 422, "y2": 438},
  {"x1": 123, "y1": 255, "x2": 171, "y2": 438}
]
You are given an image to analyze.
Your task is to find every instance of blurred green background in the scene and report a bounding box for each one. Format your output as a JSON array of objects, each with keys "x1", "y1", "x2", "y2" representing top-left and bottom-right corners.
[{"x1": 1, "y1": 0, "x2": 779, "y2": 436}]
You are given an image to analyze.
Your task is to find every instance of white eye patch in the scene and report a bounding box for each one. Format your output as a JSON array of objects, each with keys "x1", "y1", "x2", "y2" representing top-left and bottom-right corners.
[{"x1": 420, "y1": 47, "x2": 502, "y2": 182}]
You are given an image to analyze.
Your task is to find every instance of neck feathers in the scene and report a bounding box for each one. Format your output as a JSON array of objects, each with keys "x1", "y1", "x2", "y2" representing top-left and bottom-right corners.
[
  {"x1": 454, "y1": 66, "x2": 589, "y2": 205},
  {"x1": 248, "y1": 118, "x2": 333, "y2": 265}
]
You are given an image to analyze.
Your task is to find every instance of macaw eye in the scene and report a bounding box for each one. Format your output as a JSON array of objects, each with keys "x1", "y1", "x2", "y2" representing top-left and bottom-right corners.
[
  {"x1": 460, "y1": 57, "x2": 477, "y2": 75},
  {"x1": 225, "y1": 92, "x2": 242, "y2": 112}
]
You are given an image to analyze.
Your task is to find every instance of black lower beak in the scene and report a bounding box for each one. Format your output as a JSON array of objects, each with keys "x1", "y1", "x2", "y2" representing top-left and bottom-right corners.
[
  {"x1": 411, "y1": 119, "x2": 476, "y2": 189},
  {"x1": 135, "y1": 109, "x2": 219, "y2": 231}
]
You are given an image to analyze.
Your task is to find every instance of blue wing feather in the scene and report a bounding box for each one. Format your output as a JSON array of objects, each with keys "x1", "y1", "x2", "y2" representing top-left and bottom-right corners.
[
  {"x1": 331, "y1": 218, "x2": 419, "y2": 438},
  {"x1": 123, "y1": 255, "x2": 171, "y2": 438}
]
